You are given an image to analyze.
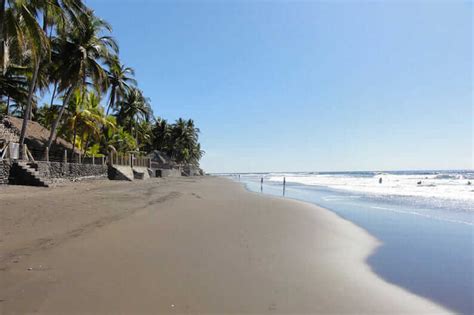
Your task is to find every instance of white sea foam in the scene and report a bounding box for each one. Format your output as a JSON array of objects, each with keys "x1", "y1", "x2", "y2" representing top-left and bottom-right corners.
[{"x1": 267, "y1": 172, "x2": 474, "y2": 203}]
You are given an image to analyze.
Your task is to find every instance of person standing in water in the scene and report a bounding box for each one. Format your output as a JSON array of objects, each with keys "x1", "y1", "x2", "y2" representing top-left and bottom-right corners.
[
  {"x1": 260, "y1": 177, "x2": 263, "y2": 192},
  {"x1": 283, "y1": 177, "x2": 286, "y2": 196}
]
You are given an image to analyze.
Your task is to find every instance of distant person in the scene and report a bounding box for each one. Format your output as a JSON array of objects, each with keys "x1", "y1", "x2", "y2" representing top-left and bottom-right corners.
[
  {"x1": 468, "y1": 181, "x2": 471, "y2": 186},
  {"x1": 379, "y1": 177, "x2": 382, "y2": 184},
  {"x1": 417, "y1": 180, "x2": 422, "y2": 185}
]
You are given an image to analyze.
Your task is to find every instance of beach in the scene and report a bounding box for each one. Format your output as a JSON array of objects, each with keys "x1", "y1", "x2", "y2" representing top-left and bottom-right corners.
[{"x1": 0, "y1": 177, "x2": 449, "y2": 314}]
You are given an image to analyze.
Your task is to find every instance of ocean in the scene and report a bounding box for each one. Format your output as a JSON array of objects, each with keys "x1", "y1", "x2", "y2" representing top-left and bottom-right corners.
[{"x1": 221, "y1": 170, "x2": 474, "y2": 314}]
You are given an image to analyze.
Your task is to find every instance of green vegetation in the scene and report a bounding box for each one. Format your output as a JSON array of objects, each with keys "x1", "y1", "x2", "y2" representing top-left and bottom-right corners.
[{"x1": 0, "y1": 0, "x2": 203, "y2": 166}]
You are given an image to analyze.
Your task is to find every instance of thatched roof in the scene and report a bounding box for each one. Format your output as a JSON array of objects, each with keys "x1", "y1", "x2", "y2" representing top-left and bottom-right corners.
[{"x1": 2, "y1": 116, "x2": 79, "y2": 156}]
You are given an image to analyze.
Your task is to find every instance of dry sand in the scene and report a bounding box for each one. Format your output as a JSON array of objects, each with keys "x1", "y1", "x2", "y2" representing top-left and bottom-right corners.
[{"x1": 0, "y1": 176, "x2": 449, "y2": 314}]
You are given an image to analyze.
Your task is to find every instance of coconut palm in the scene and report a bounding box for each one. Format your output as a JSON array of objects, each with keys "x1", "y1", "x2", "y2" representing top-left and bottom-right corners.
[
  {"x1": 115, "y1": 87, "x2": 152, "y2": 139},
  {"x1": 108, "y1": 126, "x2": 137, "y2": 153},
  {"x1": 1, "y1": 1, "x2": 205, "y2": 166},
  {"x1": 1, "y1": 1, "x2": 48, "y2": 74},
  {"x1": 61, "y1": 89, "x2": 114, "y2": 157},
  {"x1": 149, "y1": 117, "x2": 171, "y2": 153},
  {"x1": 0, "y1": 64, "x2": 29, "y2": 114},
  {"x1": 149, "y1": 117, "x2": 203, "y2": 165},
  {"x1": 105, "y1": 55, "x2": 136, "y2": 115},
  {"x1": 34, "y1": 103, "x2": 58, "y2": 128},
  {"x1": 5, "y1": 2, "x2": 50, "y2": 152},
  {"x1": 13, "y1": 0, "x2": 87, "y2": 154},
  {"x1": 45, "y1": 10, "x2": 118, "y2": 151}
]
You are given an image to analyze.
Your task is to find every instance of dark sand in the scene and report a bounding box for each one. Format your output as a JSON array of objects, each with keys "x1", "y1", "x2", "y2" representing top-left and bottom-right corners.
[{"x1": 0, "y1": 177, "x2": 448, "y2": 314}]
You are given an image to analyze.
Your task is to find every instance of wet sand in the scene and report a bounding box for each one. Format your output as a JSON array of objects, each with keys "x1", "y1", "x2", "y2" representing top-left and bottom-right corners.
[{"x1": 0, "y1": 177, "x2": 448, "y2": 314}]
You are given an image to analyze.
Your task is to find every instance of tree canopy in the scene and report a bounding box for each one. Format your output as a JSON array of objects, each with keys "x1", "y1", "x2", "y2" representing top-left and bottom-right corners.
[{"x1": 0, "y1": 0, "x2": 204, "y2": 167}]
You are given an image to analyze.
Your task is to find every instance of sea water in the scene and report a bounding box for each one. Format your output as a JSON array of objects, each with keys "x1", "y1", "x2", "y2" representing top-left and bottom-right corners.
[{"x1": 221, "y1": 170, "x2": 474, "y2": 314}]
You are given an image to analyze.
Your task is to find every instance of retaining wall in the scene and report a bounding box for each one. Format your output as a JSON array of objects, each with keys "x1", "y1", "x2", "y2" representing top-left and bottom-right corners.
[
  {"x1": 133, "y1": 167, "x2": 150, "y2": 180},
  {"x1": 0, "y1": 160, "x2": 11, "y2": 184},
  {"x1": 0, "y1": 123, "x2": 19, "y2": 142},
  {"x1": 35, "y1": 161, "x2": 108, "y2": 180},
  {"x1": 108, "y1": 165, "x2": 134, "y2": 181},
  {"x1": 152, "y1": 168, "x2": 182, "y2": 178}
]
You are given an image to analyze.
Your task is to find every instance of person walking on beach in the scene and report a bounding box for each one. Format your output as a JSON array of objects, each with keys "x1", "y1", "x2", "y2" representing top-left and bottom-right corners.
[
  {"x1": 283, "y1": 177, "x2": 286, "y2": 196},
  {"x1": 260, "y1": 177, "x2": 263, "y2": 191}
]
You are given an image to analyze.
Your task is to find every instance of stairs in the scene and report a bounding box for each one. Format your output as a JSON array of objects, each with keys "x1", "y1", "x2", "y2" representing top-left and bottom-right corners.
[{"x1": 10, "y1": 161, "x2": 49, "y2": 187}]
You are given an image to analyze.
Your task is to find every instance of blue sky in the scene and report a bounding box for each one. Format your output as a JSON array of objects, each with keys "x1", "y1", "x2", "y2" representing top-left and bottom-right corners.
[{"x1": 88, "y1": 0, "x2": 472, "y2": 173}]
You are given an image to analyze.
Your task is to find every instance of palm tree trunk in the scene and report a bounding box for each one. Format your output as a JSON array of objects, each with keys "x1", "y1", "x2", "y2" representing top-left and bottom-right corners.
[
  {"x1": 46, "y1": 85, "x2": 75, "y2": 151},
  {"x1": 49, "y1": 81, "x2": 57, "y2": 108},
  {"x1": 5, "y1": 95, "x2": 9, "y2": 115},
  {"x1": 0, "y1": 0, "x2": 6, "y2": 75},
  {"x1": 18, "y1": 4, "x2": 49, "y2": 153},
  {"x1": 19, "y1": 60, "x2": 40, "y2": 154},
  {"x1": 71, "y1": 122, "x2": 77, "y2": 162},
  {"x1": 106, "y1": 86, "x2": 115, "y2": 116},
  {"x1": 84, "y1": 133, "x2": 91, "y2": 156},
  {"x1": 17, "y1": 6, "x2": 49, "y2": 155}
]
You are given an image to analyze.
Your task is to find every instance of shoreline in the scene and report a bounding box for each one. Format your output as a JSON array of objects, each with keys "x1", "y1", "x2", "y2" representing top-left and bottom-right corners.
[
  {"x1": 0, "y1": 177, "x2": 449, "y2": 313},
  {"x1": 241, "y1": 176, "x2": 473, "y2": 314}
]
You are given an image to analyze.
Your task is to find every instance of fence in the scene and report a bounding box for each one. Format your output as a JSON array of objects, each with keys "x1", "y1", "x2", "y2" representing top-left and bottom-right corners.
[
  {"x1": 26, "y1": 146, "x2": 107, "y2": 165},
  {"x1": 1, "y1": 142, "x2": 151, "y2": 168},
  {"x1": 108, "y1": 152, "x2": 151, "y2": 168}
]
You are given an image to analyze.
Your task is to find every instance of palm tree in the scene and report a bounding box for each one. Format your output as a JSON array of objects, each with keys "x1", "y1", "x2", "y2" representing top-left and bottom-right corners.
[
  {"x1": 0, "y1": 64, "x2": 29, "y2": 114},
  {"x1": 108, "y1": 126, "x2": 137, "y2": 153},
  {"x1": 13, "y1": 0, "x2": 87, "y2": 155},
  {"x1": 34, "y1": 102, "x2": 58, "y2": 128},
  {"x1": 7, "y1": 2, "x2": 51, "y2": 153},
  {"x1": 149, "y1": 117, "x2": 171, "y2": 153},
  {"x1": 62, "y1": 89, "x2": 107, "y2": 157},
  {"x1": 1, "y1": 1, "x2": 47, "y2": 74},
  {"x1": 115, "y1": 87, "x2": 152, "y2": 140},
  {"x1": 77, "y1": 91, "x2": 113, "y2": 154},
  {"x1": 105, "y1": 55, "x2": 136, "y2": 115},
  {"x1": 45, "y1": 10, "x2": 118, "y2": 151},
  {"x1": 135, "y1": 120, "x2": 152, "y2": 151}
]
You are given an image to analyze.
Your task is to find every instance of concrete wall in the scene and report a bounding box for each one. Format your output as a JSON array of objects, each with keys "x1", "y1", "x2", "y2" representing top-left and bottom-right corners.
[
  {"x1": 152, "y1": 168, "x2": 182, "y2": 178},
  {"x1": 35, "y1": 161, "x2": 108, "y2": 180},
  {"x1": 0, "y1": 160, "x2": 11, "y2": 184},
  {"x1": 108, "y1": 165, "x2": 134, "y2": 181},
  {"x1": 133, "y1": 167, "x2": 150, "y2": 180}
]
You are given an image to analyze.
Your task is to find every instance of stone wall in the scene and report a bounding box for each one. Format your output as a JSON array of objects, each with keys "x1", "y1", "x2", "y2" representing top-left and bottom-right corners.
[
  {"x1": 35, "y1": 161, "x2": 108, "y2": 180},
  {"x1": 0, "y1": 160, "x2": 11, "y2": 184},
  {"x1": 0, "y1": 122, "x2": 19, "y2": 143}
]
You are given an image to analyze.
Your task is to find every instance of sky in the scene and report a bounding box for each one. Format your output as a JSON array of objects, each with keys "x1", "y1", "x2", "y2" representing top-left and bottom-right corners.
[{"x1": 87, "y1": 0, "x2": 472, "y2": 173}]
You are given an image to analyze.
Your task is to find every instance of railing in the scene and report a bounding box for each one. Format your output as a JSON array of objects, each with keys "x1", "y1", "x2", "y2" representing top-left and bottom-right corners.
[
  {"x1": 17, "y1": 145, "x2": 107, "y2": 166},
  {"x1": 108, "y1": 152, "x2": 151, "y2": 168},
  {"x1": 0, "y1": 141, "x2": 9, "y2": 160},
  {"x1": 23, "y1": 144, "x2": 35, "y2": 162},
  {"x1": 1, "y1": 142, "x2": 151, "y2": 168}
]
